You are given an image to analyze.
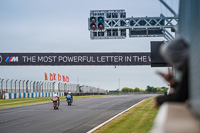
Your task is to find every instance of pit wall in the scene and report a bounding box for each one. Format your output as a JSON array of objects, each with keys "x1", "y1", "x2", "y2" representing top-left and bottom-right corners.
[{"x1": 4, "y1": 92, "x2": 64, "y2": 99}]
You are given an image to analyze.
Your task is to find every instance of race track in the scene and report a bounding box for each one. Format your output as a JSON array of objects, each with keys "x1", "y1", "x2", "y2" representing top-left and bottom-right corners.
[{"x1": 0, "y1": 94, "x2": 157, "y2": 133}]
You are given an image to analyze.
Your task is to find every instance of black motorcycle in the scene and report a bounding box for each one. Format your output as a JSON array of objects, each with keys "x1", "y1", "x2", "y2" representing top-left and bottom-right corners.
[{"x1": 66, "y1": 95, "x2": 72, "y2": 106}]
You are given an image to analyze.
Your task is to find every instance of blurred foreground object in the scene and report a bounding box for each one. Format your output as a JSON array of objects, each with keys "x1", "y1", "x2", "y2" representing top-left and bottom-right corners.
[
  {"x1": 156, "y1": 38, "x2": 189, "y2": 106},
  {"x1": 151, "y1": 103, "x2": 200, "y2": 133}
]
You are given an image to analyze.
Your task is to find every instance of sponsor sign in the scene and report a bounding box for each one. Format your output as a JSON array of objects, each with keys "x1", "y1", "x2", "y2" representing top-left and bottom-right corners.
[{"x1": 0, "y1": 53, "x2": 151, "y2": 66}]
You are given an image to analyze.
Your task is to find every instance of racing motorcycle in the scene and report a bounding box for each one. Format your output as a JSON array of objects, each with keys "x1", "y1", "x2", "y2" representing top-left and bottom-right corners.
[
  {"x1": 51, "y1": 96, "x2": 59, "y2": 109},
  {"x1": 66, "y1": 95, "x2": 72, "y2": 106}
]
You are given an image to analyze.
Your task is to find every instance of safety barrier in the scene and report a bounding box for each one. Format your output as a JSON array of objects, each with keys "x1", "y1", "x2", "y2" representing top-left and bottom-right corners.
[
  {"x1": 0, "y1": 78, "x2": 106, "y2": 99},
  {"x1": 4, "y1": 92, "x2": 64, "y2": 99}
]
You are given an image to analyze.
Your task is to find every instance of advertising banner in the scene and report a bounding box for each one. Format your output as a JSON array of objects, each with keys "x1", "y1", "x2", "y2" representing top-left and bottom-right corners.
[{"x1": 0, "y1": 53, "x2": 151, "y2": 66}]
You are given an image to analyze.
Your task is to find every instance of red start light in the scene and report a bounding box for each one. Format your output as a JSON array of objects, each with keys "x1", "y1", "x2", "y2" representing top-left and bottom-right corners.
[
  {"x1": 90, "y1": 23, "x2": 96, "y2": 30},
  {"x1": 98, "y1": 23, "x2": 104, "y2": 30}
]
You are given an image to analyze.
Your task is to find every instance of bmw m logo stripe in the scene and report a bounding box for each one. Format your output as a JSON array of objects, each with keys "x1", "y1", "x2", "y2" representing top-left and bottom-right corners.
[{"x1": 5, "y1": 56, "x2": 18, "y2": 62}]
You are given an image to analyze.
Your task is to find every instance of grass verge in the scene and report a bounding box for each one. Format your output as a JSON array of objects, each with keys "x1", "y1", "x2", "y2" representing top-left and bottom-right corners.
[
  {"x1": 0, "y1": 95, "x2": 113, "y2": 109},
  {"x1": 94, "y1": 97, "x2": 158, "y2": 133}
]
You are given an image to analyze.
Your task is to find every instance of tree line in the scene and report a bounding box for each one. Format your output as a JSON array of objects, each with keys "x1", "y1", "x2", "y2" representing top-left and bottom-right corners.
[{"x1": 121, "y1": 86, "x2": 168, "y2": 93}]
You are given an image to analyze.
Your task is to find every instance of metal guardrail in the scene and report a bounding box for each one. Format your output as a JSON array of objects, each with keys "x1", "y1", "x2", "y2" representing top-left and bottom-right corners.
[
  {"x1": 0, "y1": 79, "x2": 56, "y2": 93},
  {"x1": 0, "y1": 78, "x2": 106, "y2": 94}
]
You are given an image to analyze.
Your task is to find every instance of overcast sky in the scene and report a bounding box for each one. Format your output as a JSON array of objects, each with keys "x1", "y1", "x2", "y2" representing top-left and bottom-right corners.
[{"x1": 0, "y1": 0, "x2": 179, "y2": 90}]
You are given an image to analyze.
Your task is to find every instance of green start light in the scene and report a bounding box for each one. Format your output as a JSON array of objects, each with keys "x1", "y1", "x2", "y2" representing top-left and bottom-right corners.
[{"x1": 98, "y1": 17, "x2": 104, "y2": 23}]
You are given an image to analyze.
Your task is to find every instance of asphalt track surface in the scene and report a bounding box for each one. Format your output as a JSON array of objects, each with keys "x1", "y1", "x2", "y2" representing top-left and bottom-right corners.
[{"x1": 0, "y1": 94, "x2": 158, "y2": 133}]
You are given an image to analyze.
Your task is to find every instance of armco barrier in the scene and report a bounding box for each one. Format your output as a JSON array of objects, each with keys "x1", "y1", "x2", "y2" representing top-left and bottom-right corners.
[
  {"x1": 0, "y1": 79, "x2": 107, "y2": 98},
  {"x1": 4, "y1": 92, "x2": 64, "y2": 99}
]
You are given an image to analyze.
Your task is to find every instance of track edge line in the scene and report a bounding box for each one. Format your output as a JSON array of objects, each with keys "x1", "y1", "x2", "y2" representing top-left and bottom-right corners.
[{"x1": 86, "y1": 98, "x2": 148, "y2": 133}]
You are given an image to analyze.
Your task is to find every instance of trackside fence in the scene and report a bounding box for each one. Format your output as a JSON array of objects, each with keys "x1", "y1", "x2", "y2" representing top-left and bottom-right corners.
[{"x1": 0, "y1": 78, "x2": 106, "y2": 99}]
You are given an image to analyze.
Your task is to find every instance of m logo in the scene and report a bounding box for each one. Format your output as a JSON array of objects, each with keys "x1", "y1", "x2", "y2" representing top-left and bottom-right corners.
[{"x1": 5, "y1": 56, "x2": 18, "y2": 62}]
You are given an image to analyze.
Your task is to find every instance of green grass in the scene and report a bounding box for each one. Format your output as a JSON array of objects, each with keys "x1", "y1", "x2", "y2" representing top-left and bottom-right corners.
[
  {"x1": 0, "y1": 95, "x2": 113, "y2": 109},
  {"x1": 95, "y1": 97, "x2": 158, "y2": 133}
]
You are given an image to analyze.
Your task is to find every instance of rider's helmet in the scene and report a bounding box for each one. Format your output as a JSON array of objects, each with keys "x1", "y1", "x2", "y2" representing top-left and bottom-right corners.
[
  {"x1": 53, "y1": 93, "x2": 58, "y2": 97},
  {"x1": 68, "y1": 92, "x2": 71, "y2": 94}
]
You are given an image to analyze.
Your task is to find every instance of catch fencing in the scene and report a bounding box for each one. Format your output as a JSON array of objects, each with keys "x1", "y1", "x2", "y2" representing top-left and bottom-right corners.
[{"x1": 0, "y1": 78, "x2": 106, "y2": 99}]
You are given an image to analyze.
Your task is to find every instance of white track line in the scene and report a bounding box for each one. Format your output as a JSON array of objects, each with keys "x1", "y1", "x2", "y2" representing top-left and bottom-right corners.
[{"x1": 87, "y1": 98, "x2": 147, "y2": 133}]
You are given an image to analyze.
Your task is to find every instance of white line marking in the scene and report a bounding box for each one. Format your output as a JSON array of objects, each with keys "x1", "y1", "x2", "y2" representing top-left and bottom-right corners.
[{"x1": 87, "y1": 98, "x2": 147, "y2": 133}]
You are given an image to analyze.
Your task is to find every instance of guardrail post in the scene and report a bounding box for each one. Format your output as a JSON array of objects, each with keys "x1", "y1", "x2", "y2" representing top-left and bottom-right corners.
[
  {"x1": 47, "y1": 82, "x2": 49, "y2": 92},
  {"x1": 30, "y1": 81, "x2": 32, "y2": 92},
  {"x1": 44, "y1": 82, "x2": 46, "y2": 92},
  {"x1": 50, "y1": 82, "x2": 52, "y2": 92},
  {"x1": 40, "y1": 82, "x2": 42, "y2": 92},
  {"x1": 26, "y1": 80, "x2": 29, "y2": 93},
  {"x1": 1, "y1": 79, "x2": 4, "y2": 93},
  {"x1": 41, "y1": 82, "x2": 44, "y2": 92},
  {"x1": 53, "y1": 82, "x2": 55, "y2": 92},
  {"x1": 10, "y1": 79, "x2": 13, "y2": 93},
  {"x1": 22, "y1": 80, "x2": 25, "y2": 93},
  {"x1": 19, "y1": 80, "x2": 22, "y2": 93},
  {"x1": 33, "y1": 81, "x2": 36, "y2": 92},
  {"x1": 15, "y1": 80, "x2": 17, "y2": 93},
  {"x1": 58, "y1": 82, "x2": 60, "y2": 92},
  {"x1": 6, "y1": 79, "x2": 9, "y2": 93},
  {"x1": 36, "y1": 81, "x2": 39, "y2": 92}
]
